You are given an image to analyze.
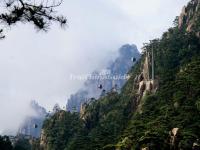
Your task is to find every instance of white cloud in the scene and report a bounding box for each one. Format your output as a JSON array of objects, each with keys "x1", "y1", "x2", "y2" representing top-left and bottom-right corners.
[{"x1": 0, "y1": 0, "x2": 189, "y2": 134}]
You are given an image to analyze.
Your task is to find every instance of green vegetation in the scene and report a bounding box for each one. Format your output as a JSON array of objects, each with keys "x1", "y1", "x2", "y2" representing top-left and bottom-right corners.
[
  {"x1": 39, "y1": 92, "x2": 133, "y2": 150},
  {"x1": 0, "y1": 0, "x2": 66, "y2": 39},
  {"x1": 13, "y1": 138, "x2": 31, "y2": 150},
  {"x1": 40, "y1": 111, "x2": 84, "y2": 150},
  {"x1": 33, "y1": 1, "x2": 200, "y2": 149},
  {"x1": 0, "y1": 135, "x2": 32, "y2": 150},
  {"x1": 0, "y1": 136, "x2": 13, "y2": 150}
]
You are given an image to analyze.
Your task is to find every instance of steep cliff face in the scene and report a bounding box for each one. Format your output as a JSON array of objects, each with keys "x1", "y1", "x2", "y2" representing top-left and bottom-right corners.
[
  {"x1": 178, "y1": 0, "x2": 200, "y2": 36},
  {"x1": 114, "y1": 1, "x2": 200, "y2": 148},
  {"x1": 36, "y1": 0, "x2": 200, "y2": 149},
  {"x1": 67, "y1": 44, "x2": 140, "y2": 112},
  {"x1": 40, "y1": 129, "x2": 47, "y2": 149},
  {"x1": 132, "y1": 51, "x2": 159, "y2": 113}
]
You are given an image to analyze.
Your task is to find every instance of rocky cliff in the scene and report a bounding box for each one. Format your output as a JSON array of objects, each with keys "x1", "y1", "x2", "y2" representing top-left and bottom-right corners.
[
  {"x1": 34, "y1": 0, "x2": 200, "y2": 149},
  {"x1": 67, "y1": 44, "x2": 140, "y2": 112},
  {"x1": 178, "y1": 0, "x2": 200, "y2": 36}
]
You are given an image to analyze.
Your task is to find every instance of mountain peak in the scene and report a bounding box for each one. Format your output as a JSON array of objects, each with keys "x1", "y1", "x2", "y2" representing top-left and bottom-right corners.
[
  {"x1": 119, "y1": 44, "x2": 139, "y2": 59},
  {"x1": 67, "y1": 44, "x2": 140, "y2": 112},
  {"x1": 178, "y1": 0, "x2": 200, "y2": 36}
]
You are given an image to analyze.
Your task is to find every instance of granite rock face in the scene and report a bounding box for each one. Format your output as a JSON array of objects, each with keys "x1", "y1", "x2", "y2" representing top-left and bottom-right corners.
[{"x1": 66, "y1": 44, "x2": 140, "y2": 112}]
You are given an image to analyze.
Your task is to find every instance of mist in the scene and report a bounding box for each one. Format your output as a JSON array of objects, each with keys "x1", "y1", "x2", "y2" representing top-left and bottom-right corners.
[{"x1": 0, "y1": 0, "x2": 189, "y2": 134}]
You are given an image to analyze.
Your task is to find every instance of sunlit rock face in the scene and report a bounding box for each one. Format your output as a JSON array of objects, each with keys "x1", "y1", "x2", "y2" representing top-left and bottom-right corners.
[{"x1": 178, "y1": 0, "x2": 200, "y2": 37}]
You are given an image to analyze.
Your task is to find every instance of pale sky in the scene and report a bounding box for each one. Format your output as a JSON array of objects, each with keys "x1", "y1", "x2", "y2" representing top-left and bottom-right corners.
[{"x1": 0, "y1": 0, "x2": 189, "y2": 134}]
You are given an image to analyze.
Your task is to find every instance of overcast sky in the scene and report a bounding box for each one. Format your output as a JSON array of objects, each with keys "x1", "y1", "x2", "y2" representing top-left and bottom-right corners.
[{"x1": 0, "y1": 0, "x2": 189, "y2": 134}]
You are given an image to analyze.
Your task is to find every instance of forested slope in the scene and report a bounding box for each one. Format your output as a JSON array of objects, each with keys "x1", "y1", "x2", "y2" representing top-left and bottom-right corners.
[{"x1": 37, "y1": 0, "x2": 200, "y2": 149}]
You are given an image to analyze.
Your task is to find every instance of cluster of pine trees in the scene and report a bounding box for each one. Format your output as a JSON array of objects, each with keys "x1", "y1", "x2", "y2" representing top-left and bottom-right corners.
[
  {"x1": 37, "y1": 1, "x2": 200, "y2": 149},
  {"x1": 1, "y1": 0, "x2": 200, "y2": 150}
]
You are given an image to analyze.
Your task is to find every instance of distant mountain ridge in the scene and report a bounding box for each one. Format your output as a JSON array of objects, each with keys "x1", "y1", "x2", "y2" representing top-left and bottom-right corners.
[
  {"x1": 66, "y1": 44, "x2": 140, "y2": 112},
  {"x1": 37, "y1": 0, "x2": 200, "y2": 149},
  {"x1": 18, "y1": 101, "x2": 47, "y2": 138},
  {"x1": 18, "y1": 44, "x2": 140, "y2": 137}
]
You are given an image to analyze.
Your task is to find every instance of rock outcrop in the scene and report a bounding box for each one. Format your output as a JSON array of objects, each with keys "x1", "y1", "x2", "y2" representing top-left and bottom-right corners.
[
  {"x1": 169, "y1": 128, "x2": 180, "y2": 150},
  {"x1": 178, "y1": 0, "x2": 200, "y2": 36},
  {"x1": 40, "y1": 129, "x2": 48, "y2": 150},
  {"x1": 193, "y1": 139, "x2": 200, "y2": 150},
  {"x1": 178, "y1": 6, "x2": 187, "y2": 29},
  {"x1": 141, "y1": 147, "x2": 149, "y2": 150},
  {"x1": 67, "y1": 44, "x2": 140, "y2": 112},
  {"x1": 133, "y1": 50, "x2": 158, "y2": 108}
]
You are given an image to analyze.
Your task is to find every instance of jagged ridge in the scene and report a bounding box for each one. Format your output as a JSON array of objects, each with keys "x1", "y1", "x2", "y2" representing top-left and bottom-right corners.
[{"x1": 35, "y1": 0, "x2": 200, "y2": 149}]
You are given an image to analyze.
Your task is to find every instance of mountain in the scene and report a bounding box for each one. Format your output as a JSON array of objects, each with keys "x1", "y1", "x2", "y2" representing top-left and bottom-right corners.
[
  {"x1": 67, "y1": 44, "x2": 140, "y2": 112},
  {"x1": 32, "y1": 0, "x2": 200, "y2": 149},
  {"x1": 18, "y1": 101, "x2": 47, "y2": 138}
]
